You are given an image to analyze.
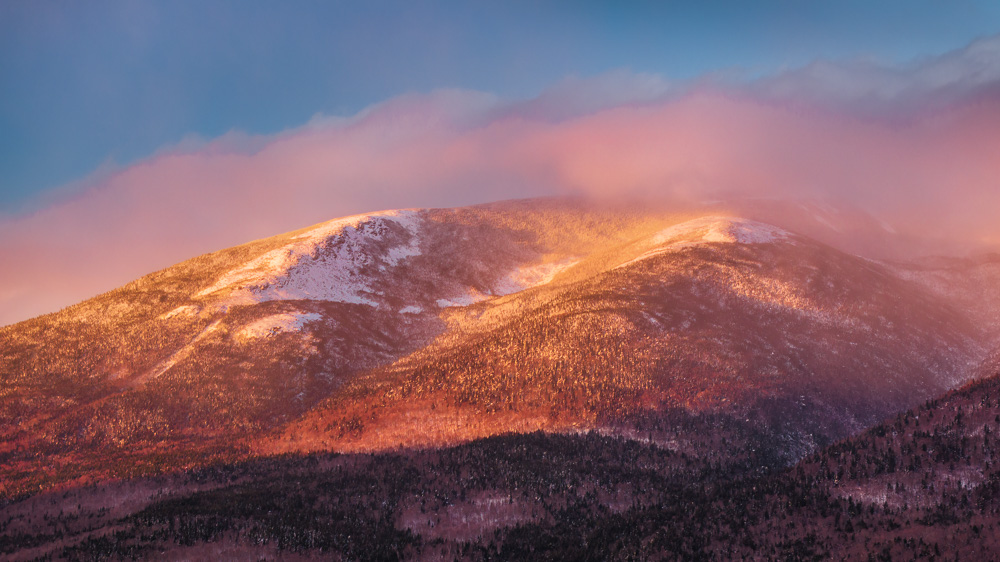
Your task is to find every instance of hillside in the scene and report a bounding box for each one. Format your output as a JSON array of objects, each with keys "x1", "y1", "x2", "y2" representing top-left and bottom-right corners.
[
  {"x1": 0, "y1": 198, "x2": 987, "y2": 500},
  {"x1": 272, "y1": 215, "x2": 982, "y2": 464},
  {"x1": 5, "y1": 364, "x2": 1000, "y2": 559},
  {"x1": 0, "y1": 200, "x2": 681, "y2": 495},
  {"x1": 892, "y1": 253, "x2": 1000, "y2": 342}
]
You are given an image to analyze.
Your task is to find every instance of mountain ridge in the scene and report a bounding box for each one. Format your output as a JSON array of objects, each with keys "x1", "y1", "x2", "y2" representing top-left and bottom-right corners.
[{"x1": 0, "y1": 197, "x2": 991, "y2": 500}]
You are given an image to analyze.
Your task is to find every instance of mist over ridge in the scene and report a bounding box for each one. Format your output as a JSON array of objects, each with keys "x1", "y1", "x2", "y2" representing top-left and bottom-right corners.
[{"x1": 2, "y1": 35, "x2": 1000, "y2": 326}]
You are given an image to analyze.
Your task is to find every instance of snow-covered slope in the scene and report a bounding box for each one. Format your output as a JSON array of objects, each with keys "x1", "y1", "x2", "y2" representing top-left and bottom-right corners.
[
  {"x1": 197, "y1": 210, "x2": 421, "y2": 307},
  {"x1": 193, "y1": 207, "x2": 585, "y2": 316}
]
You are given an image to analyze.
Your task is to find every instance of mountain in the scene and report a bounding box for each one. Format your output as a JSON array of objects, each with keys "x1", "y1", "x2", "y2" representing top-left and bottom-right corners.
[
  {"x1": 0, "y1": 197, "x2": 987, "y2": 500},
  {"x1": 271, "y1": 213, "x2": 982, "y2": 464},
  {"x1": 2, "y1": 196, "x2": 999, "y2": 559}
]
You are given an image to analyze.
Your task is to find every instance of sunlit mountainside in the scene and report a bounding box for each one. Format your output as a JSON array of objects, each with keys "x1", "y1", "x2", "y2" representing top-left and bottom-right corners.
[
  {"x1": 271, "y1": 212, "x2": 981, "y2": 464},
  {"x1": 2, "y1": 197, "x2": 1000, "y2": 559}
]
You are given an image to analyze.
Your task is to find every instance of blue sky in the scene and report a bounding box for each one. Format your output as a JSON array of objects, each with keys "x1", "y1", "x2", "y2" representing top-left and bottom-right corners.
[{"x1": 2, "y1": 0, "x2": 999, "y2": 213}]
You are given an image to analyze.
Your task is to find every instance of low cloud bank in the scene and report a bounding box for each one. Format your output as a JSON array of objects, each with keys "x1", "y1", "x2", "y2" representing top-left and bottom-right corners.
[{"x1": 2, "y1": 36, "x2": 999, "y2": 326}]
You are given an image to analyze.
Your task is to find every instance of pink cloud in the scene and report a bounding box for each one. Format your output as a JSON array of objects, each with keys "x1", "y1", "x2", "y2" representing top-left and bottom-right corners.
[{"x1": 3, "y1": 49, "x2": 1000, "y2": 326}]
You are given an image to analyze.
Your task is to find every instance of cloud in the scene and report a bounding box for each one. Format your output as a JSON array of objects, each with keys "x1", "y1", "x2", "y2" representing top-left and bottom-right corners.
[
  {"x1": 749, "y1": 34, "x2": 1000, "y2": 114},
  {"x1": 2, "y1": 36, "x2": 1000, "y2": 326}
]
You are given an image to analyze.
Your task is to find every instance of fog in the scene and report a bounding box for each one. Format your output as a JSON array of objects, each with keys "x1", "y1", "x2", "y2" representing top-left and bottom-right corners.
[{"x1": 2, "y1": 36, "x2": 999, "y2": 326}]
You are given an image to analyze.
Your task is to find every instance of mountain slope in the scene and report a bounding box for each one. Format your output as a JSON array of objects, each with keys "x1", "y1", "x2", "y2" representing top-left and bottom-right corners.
[
  {"x1": 7, "y1": 363, "x2": 1000, "y2": 560},
  {"x1": 0, "y1": 198, "x2": 987, "y2": 498},
  {"x1": 272, "y1": 214, "x2": 983, "y2": 463},
  {"x1": 892, "y1": 253, "x2": 1000, "y2": 343},
  {"x1": 0, "y1": 200, "x2": 683, "y2": 495}
]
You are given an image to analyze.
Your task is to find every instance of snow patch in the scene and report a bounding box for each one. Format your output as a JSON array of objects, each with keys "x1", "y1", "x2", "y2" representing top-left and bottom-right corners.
[
  {"x1": 143, "y1": 319, "x2": 222, "y2": 381},
  {"x1": 238, "y1": 312, "x2": 322, "y2": 340},
  {"x1": 437, "y1": 290, "x2": 490, "y2": 308},
  {"x1": 385, "y1": 241, "x2": 421, "y2": 266},
  {"x1": 652, "y1": 216, "x2": 788, "y2": 246},
  {"x1": 197, "y1": 210, "x2": 422, "y2": 306},
  {"x1": 382, "y1": 212, "x2": 421, "y2": 265},
  {"x1": 495, "y1": 257, "x2": 580, "y2": 295},
  {"x1": 159, "y1": 305, "x2": 199, "y2": 320},
  {"x1": 436, "y1": 257, "x2": 580, "y2": 310},
  {"x1": 617, "y1": 216, "x2": 791, "y2": 269},
  {"x1": 399, "y1": 305, "x2": 423, "y2": 314}
]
